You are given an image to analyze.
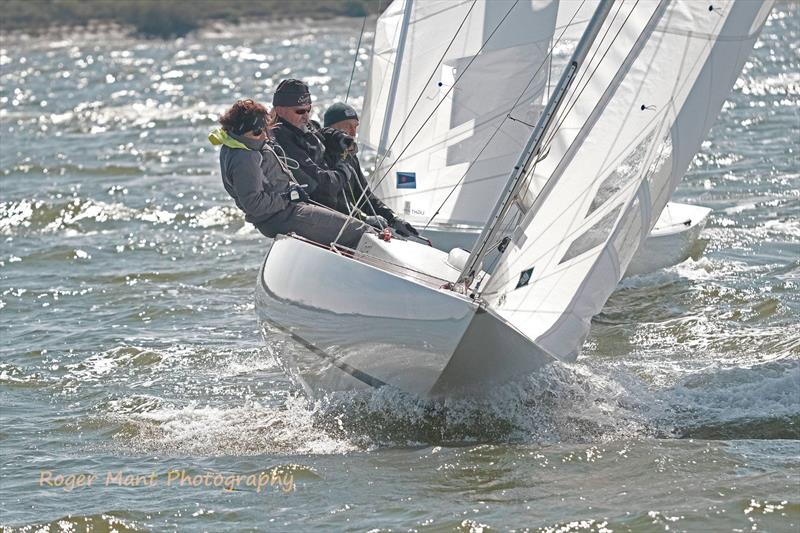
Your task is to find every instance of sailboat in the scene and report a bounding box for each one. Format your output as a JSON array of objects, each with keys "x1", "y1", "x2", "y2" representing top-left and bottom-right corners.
[
  {"x1": 361, "y1": 0, "x2": 712, "y2": 276},
  {"x1": 256, "y1": 0, "x2": 774, "y2": 399}
]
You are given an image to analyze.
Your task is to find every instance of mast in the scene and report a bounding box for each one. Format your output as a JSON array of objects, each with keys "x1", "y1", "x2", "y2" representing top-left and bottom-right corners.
[
  {"x1": 457, "y1": 0, "x2": 615, "y2": 285},
  {"x1": 378, "y1": 0, "x2": 414, "y2": 157}
]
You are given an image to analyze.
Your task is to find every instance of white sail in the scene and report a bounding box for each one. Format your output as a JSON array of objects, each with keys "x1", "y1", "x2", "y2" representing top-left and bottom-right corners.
[
  {"x1": 479, "y1": 0, "x2": 774, "y2": 361},
  {"x1": 360, "y1": 0, "x2": 408, "y2": 153},
  {"x1": 361, "y1": 0, "x2": 559, "y2": 227}
]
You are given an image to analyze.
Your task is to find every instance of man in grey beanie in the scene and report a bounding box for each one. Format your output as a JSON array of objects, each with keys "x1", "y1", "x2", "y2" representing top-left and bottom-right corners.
[{"x1": 319, "y1": 101, "x2": 419, "y2": 238}]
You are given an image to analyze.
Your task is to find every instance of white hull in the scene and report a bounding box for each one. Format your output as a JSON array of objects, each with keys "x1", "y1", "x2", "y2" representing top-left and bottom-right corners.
[
  {"x1": 624, "y1": 202, "x2": 711, "y2": 276},
  {"x1": 255, "y1": 235, "x2": 556, "y2": 399},
  {"x1": 415, "y1": 202, "x2": 711, "y2": 277}
]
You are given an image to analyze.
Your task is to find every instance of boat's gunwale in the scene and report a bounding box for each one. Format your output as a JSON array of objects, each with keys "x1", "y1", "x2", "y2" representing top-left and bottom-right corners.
[{"x1": 263, "y1": 233, "x2": 480, "y2": 307}]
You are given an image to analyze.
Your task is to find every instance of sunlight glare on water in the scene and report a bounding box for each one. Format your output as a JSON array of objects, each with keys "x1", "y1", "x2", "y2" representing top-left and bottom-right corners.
[{"x1": 0, "y1": 3, "x2": 798, "y2": 531}]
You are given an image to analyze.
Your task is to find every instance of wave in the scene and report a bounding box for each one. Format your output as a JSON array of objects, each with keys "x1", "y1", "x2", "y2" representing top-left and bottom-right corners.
[
  {"x1": 3, "y1": 512, "x2": 143, "y2": 533},
  {"x1": 0, "y1": 197, "x2": 243, "y2": 235},
  {"x1": 91, "y1": 356, "x2": 798, "y2": 456},
  {"x1": 659, "y1": 359, "x2": 800, "y2": 439}
]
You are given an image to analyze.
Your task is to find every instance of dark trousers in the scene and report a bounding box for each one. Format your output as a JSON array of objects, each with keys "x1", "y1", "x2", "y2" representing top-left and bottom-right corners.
[{"x1": 255, "y1": 203, "x2": 374, "y2": 249}]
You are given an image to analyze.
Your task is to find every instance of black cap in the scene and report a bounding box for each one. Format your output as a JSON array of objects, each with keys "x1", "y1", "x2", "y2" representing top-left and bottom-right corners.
[
  {"x1": 323, "y1": 102, "x2": 358, "y2": 127},
  {"x1": 273, "y1": 78, "x2": 311, "y2": 107}
]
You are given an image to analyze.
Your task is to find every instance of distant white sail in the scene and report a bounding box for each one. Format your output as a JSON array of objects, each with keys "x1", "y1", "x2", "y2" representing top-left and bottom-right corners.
[
  {"x1": 360, "y1": 0, "x2": 407, "y2": 154},
  {"x1": 480, "y1": 0, "x2": 775, "y2": 361},
  {"x1": 361, "y1": 0, "x2": 559, "y2": 227}
]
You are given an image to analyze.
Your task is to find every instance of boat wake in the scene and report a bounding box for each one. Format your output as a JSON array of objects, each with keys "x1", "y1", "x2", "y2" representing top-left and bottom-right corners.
[{"x1": 105, "y1": 356, "x2": 799, "y2": 456}]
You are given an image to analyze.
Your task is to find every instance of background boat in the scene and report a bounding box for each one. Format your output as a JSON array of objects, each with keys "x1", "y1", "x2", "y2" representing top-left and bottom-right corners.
[{"x1": 359, "y1": 0, "x2": 713, "y2": 277}]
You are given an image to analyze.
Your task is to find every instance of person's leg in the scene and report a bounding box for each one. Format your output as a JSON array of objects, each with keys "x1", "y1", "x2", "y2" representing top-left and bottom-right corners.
[{"x1": 260, "y1": 204, "x2": 373, "y2": 248}]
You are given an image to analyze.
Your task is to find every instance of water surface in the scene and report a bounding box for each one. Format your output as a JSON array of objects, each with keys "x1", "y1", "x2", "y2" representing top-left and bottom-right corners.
[{"x1": 1, "y1": 6, "x2": 798, "y2": 531}]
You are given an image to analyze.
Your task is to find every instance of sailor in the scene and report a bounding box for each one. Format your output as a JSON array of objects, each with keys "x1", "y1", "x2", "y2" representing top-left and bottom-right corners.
[
  {"x1": 269, "y1": 79, "x2": 353, "y2": 209},
  {"x1": 209, "y1": 98, "x2": 373, "y2": 248},
  {"x1": 319, "y1": 102, "x2": 420, "y2": 238}
]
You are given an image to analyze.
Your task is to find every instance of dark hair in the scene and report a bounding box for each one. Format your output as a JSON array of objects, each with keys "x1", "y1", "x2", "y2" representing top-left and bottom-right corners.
[{"x1": 219, "y1": 99, "x2": 271, "y2": 136}]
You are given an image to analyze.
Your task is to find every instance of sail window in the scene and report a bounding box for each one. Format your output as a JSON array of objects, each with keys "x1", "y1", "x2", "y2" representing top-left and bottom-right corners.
[
  {"x1": 586, "y1": 130, "x2": 655, "y2": 217},
  {"x1": 646, "y1": 134, "x2": 674, "y2": 211},
  {"x1": 559, "y1": 204, "x2": 623, "y2": 265},
  {"x1": 612, "y1": 197, "x2": 643, "y2": 269}
]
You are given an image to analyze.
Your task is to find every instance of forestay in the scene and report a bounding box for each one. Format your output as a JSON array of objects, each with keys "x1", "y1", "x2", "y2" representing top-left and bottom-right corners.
[
  {"x1": 480, "y1": 0, "x2": 774, "y2": 361},
  {"x1": 360, "y1": 0, "x2": 558, "y2": 227}
]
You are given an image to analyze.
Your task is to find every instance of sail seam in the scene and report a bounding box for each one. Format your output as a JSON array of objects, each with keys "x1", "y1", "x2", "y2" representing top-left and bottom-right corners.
[
  {"x1": 362, "y1": 0, "x2": 522, "y2": 204},
  {"x1": 421, "y1": 0, "x2": 590, "y2": 230},
  {"x1": 490, "y1": 1, "x2": 668, "y2": 283},
  {"x1": 482, "y1": 1, "x2": 669, "y2": 298}
]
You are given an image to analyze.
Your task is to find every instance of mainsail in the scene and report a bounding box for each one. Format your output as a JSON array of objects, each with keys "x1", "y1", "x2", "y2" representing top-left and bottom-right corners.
[
  {"x1": 472, "y1": 0, "x2": 774, "y2": 361},
  {"x1": 361, "y1": 0, "x2": 559, "y2": 227}
]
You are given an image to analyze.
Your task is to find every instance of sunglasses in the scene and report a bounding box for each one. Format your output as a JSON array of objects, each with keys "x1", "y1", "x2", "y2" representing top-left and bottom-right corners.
[
  {"x1": 294, "y1": 108, "x2": 311, "y2": 116},
  {"x1": 237, "y1": 114, "x2": 268, "y2": 136}
]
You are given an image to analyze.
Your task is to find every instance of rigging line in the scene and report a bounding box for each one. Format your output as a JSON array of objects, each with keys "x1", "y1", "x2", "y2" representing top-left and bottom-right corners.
[
  {"x1": 487, "y1": 106, "x2": 671, "y2": 282},
  {"x1": 539, "y1": 0, "x2": 629, "y2": 153},
  {"x1": 351, "y1": 161, "x2": 382, "y2": 217},
  {"x1": 539, "y1": 0, "x2": 630, "y2": 152},
  {"x1": 345, "y1": 15, "x2": 369, "y2": 104},
  {"x1": 362, "y1": 0, "x2": 404, "y2": 156},
  {"x1": 365, "y1": 87, "x2": 542, "y2": 171},
  {"x1": 421, "y1": 0, "x2": 588, "y2": 231},
  {"x1": 486, "y1": 21, "x2": 684, "y2": 283},
  {"x1": 513, "y1": 0, "x2": 632, "y2": 208},
  {"x1": 368, "y1": 0, "x2": 521, "y2": 188},
  {"x1": 540, "y1": 0, "x2": 640, "y2": 153},
  {"x1": 370, "y1": 0, "x2": 480, "y2": 181},
  {"x1": 408, "y1": 0, "x2": 474, "y2": 25},
  {"x1": 333, "y1": 0, "x2": 485, "y2": 246}
]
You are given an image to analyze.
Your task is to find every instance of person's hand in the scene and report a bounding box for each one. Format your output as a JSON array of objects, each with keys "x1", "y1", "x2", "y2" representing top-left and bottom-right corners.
[
  {"x1": 322, "y1": 127, "x2": 355, "y2": 154},
  {"x1": 336, "y1": 132, "x2": 355, "y2": 152},
  {"x1": 283, "y1": 183, "x2": 309, "y2": 203},
  {"x1": 365, "y1": 215, "x2": 388, "y2": 230},
  {"x1": 391, "y1": 217, "x2": 419, "y2": 237}
]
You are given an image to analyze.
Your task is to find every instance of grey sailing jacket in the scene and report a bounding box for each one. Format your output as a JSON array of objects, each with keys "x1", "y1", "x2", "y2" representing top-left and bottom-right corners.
[{"x1": 210, "y1": 129, "x2": 292, "y2": 224}]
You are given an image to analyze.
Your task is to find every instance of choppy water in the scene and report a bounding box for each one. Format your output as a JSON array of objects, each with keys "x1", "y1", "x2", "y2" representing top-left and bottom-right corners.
[{"x1": 1, "y1": 5, "x2": 798, "y2": 532}]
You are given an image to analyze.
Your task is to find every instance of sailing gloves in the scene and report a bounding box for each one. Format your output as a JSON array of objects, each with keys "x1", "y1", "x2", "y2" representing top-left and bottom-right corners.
[
  {"x1": 391, "y1": 217, "x2": 419, "y2": 237},
  {"x1": 321, "y1": 127, "x2": 356, "y2": 157},
  {"x1": 365, "y1": 215, "x2": 389, "y2": 230},
  {"x1": 283, "y1": 183, "x2": 309, "y2": 203}
]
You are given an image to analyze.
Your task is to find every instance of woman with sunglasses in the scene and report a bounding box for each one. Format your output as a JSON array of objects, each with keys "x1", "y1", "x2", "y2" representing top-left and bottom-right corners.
[{"x1": 209, "y1": 98, "x2": 373, "y2": 248}]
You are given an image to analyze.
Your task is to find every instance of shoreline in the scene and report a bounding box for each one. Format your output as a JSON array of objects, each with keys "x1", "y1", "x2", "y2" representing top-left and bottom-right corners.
[{"x1": 0, "y1": 0, "x2": 385, "y2": 39}]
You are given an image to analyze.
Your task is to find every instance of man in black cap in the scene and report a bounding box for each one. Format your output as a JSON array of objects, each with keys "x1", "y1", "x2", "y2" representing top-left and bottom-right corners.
[
  {"x1": 270, "y1": 79, "x2": 354, "y2": 216},
  {"x1": 319, "y1": 101, "x2": 419, "y2": 238}
]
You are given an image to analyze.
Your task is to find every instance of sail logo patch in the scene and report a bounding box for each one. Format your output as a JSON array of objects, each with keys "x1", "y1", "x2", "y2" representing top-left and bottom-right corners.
[
  {"x1": 396, "y1": 172, "x2": 416, "y2": 189},
  {"x1": 516, "y1": 267, "x2": 534, "y2": 289}
]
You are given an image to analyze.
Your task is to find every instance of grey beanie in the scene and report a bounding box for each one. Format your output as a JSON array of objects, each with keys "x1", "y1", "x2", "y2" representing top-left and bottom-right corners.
[
  {"x1": 273, "y1": 79, "x2": 311, "y2": 107},
  {"x1": 323, "y1": 102, "x2": 359, "y2": 127}
]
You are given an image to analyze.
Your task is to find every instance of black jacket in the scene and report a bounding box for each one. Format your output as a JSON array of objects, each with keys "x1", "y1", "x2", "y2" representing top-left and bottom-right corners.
[
  {"x1": 215, "y1": 129, "x2": 292, "y2": 224},
  {"x1": 271, "y1": 120, "x2": 348, "y2": 207},
  {"x1": 319, "y1": 129, "x2": 396, "y2": 223}
]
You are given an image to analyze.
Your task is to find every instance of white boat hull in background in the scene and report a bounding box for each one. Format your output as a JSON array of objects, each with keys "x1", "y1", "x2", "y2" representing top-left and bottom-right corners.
[
  {"x1": 416, "y1": 202, "x2": 711, "y2": 277},
  {"x1": 255, "y1": 235, "x2": 556, "y2": 399},
  {"x1": 624, "y1": 202, "x2": 711, "y2": 276}
]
